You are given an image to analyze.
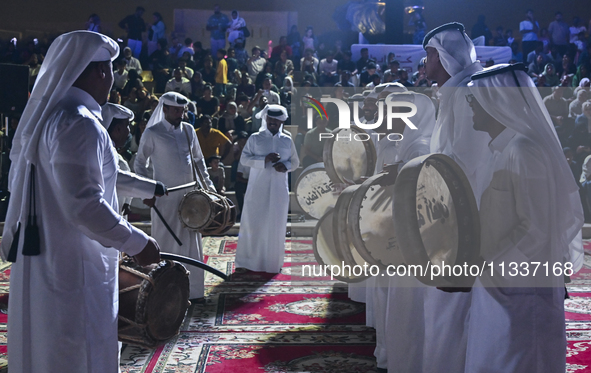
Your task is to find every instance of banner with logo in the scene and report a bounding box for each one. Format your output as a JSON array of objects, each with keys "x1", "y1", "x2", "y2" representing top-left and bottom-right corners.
[{"x1": 351, "y1": 44, "x2": 512, "y2": 73}]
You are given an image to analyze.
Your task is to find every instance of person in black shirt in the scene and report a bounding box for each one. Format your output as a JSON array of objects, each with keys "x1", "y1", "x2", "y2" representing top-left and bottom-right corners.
[
  {"x1": 197, "y1": 85, "x2": 220, "y2": 116},
  {"x1": 337, "y1": 51, "x2": 356, "y2": 74},
  {"x1": 199, "y1": 57, "x2": 217, "y2": 85},
  {"x1": 119, "y1": 7, "x2": 146, "y2": 58},
  {"x1": 356, "y1": 48, "x2": 375, "y2": 73}
]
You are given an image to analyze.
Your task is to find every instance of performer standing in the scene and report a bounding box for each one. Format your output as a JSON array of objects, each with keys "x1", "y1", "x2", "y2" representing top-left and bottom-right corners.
[
  {"x1": 421, "y1": 22, "x2": 491, "y2": 373},
  {"x1": 1, "y1": 31, "x2": 161, "y2": 372},
  {"x1": 100, "y1": 102, "x2": 168, "y2": 216},
  {"x1": 134, "y1": 92, "x2": 214, "y2": 300},
  {"x1": 465, "y1": 63, "x2": 584, "y2": 372},
  {"x1": 235, "y1": 105, "x2": 299, "y2": 273}
]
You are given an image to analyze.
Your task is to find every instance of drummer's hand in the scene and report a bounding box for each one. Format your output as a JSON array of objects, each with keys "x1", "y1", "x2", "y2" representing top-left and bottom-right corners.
[
  {"x1": 154, "y1": 181, "x2": 168, "y2": 197},
  {"x1": 436, "y1": 287, "x2": 472, "y2": 293},
  {"x1": 143, "y1": 197, "x2": 156, "y2": 208},
  {"x1": 133, "y1": 237, "x2": 161, "y2": 266},
  {"x1": 273, "y1": 162, "x2": 288, "y2": 173},
  {"x1": 265, "y1": 152, "x2": 281, "y2": 163}
]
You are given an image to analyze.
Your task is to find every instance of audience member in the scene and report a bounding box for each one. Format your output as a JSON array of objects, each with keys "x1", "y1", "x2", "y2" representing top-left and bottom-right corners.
[
  {"x1": 520, "y1": 9, "x2": 540, "y2": 63},
  {"x1": 196, "y1": 114, "x2": 232, "y2": 159},
  {"x1": 123, "y1": 46, "x2": 142, "y2": 74},
  {"x1": 200, "y1": 57, "x2": 217, "y2": 85},
  {"x1": 148, "y1": 12, "x2": 166, "y2": 56},
  {"x1": 206, "y1": 5, "x2": 230, "y2": 57},
  {"x1": 227, "y1": 10, "x2": 246, "y2": 47},
  {"x1": 165, "y1": 68, "x2": 192, "y2": 96},
  {"x1": 119, "y1": 6, "x2": 146, "y2": 58},
  {"x1": 197, "y1": 85, "x2": 220, "y2": 116}
]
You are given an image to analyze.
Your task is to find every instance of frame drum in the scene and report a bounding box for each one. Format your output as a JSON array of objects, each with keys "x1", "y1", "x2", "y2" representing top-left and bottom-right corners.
[
  {"x1": 118, "y1": 258, "x2": 190, "y2": 348},
  {"x1": 294, "y1": 163, "x2": 338, "y2": 219},
  {"x1": 331, "y1": 185, "x2": 370, "y2": 282},
  {"x1": 348, "y1": 172, "x2": 404, "y2": 270},
  {"x1": 323, "y1": 127, "x2": 377, "y2": 184},
  {"x1": 393, "y1": 154, "x2": 480, "y2": 287}
]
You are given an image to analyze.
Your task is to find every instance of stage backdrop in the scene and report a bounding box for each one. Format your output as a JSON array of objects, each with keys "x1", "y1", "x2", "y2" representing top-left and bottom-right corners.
[
  {"x1": 351, "y1": 44, "x2": 512, "y2": 73},
  {"x1": 174, "y1": 10, "x2": 298, "y2": 52}
]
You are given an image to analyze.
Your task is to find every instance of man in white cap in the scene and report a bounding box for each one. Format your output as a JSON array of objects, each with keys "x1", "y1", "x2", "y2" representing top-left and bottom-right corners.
[
  {"x1": 421, "y1": 22, "x2": 492, "y2": 373},
  {"x1": 466, "y1": 63, "x2": 584, "y2": 372},
  {"x1": 134, "y1": 91, "x2": 214, "y2": 300},
  {"x1": 1, "y1": 31, "x2": 161, "y2": 372},
  {"x1": 235, "y1": 104, "x2": 299, "y2": 273},
  {"x1": 101, "y1": 102, "x2": 168, "y2": 216}
]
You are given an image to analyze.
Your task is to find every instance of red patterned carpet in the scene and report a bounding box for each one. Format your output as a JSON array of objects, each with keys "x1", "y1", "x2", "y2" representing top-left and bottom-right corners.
[{"x1": 0, "y1": 238, "x2": 590, "y2": 372}]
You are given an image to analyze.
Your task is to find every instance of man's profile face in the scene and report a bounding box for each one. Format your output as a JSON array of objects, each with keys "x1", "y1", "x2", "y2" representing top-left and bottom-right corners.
[
  {"x1": 110, "y1": 119, "x2": 131, "y2": 148},
  {"x1": 266, "y1": 116, "x2": 283, "y2": 134},
  {"x1": 467, "y1": 95, "x2": 492, "y2": 133},
  {"x1": 163, "y1": 105, "x2": 185, "y2": 127},
  {"x1": 98, "y1": 61, "x2": 114, "y2": 105},
  {"x1": 424, "y1": 47, "x2": 441, "y2": 81}
]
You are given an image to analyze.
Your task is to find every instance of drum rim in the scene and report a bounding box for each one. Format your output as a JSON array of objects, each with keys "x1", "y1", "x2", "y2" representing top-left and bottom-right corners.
[
  {"x1": 294, "y1": 162, "x2": 337, "y2": 220},
  {"x1": 393, "y1": 153, "x2": 480, "y2": 287},
  {"x1": 347, "y1": 172, "x2": 402, "y2": 270},
  {"x1": 312, "y1": 209, "x2": 366, "y2": 283},
  {"x1": 178, "y1": 189, "x2": 218, "y2": 230},
  {"x1": 332, "y1": 184, "x2": 370, "y2": 281},
  {"x1": 322, "y1": 127, "x2": 378, "y2": 185}
]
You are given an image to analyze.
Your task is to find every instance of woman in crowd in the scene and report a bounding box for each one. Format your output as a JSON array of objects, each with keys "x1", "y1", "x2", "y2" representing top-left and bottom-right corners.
[
  {"x1": 148, "y1": 12, "x2": 166, "y2": 56},
  {"x1": 227, "y1": 10, "x2": 246, "y2": 47}
]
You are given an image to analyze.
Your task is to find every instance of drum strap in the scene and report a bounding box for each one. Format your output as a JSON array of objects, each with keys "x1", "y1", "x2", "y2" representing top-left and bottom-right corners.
[{"x1": 183, "y1": 126, "x2": 212, "y2": 193}]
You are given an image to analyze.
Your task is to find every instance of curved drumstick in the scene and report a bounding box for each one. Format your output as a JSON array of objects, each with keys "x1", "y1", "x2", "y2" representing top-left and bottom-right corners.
[
  {"x1": 160, "y1": 253, "x2": 228, "y2": 280},
  {"x1": 152, "y1": 205, "x2": 183, "y2": 246}
]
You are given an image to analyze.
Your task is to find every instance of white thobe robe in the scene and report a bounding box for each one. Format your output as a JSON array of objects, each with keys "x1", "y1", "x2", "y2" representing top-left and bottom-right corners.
[
  {"x1": 134, "y1": 119, "x2": 214, "y2": 299},
  {"x1": 116, "y1": 154, "x2": 157, "y2": 214},
  {"x1": 235, "y1": 128, "x2": 299, "y2": 273},
  {"x1": 465, "y1": 128, "x2": 567, "y2": 372},
  {"x1": 6, "y1": 87, "x2": 149, "y2": 373},
  {"x1": 424, "y1": 62, "x2": 492, "y2": 373}
]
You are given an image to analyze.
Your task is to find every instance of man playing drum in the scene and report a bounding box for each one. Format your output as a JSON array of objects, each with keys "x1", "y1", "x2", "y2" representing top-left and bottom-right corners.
[
  {"x1": 235, "y1": 105, "x2": 299, "y2": 273},
  {"x1": 465, "y1": 63, "x2": 584, "y2": 372},
  {"x1": 421, "y1": 22, "x2": 492, "y2": 373},
  {"x1": 1, "y1": 31, "x2": 161, "y2": 372},
  {"x1": 135, "y1": 91, "x2": 215, "y2": 300}
]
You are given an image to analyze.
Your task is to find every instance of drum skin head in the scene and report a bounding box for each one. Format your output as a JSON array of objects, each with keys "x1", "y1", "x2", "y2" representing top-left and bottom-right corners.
[
  {"x1": 295, "y1": 163, "x2": 338, "y2": 219},
  {"x1": 118, "y1": 259, "x2": 190, "y2": 348},
  {"x1": 348, "y1": 172, "x2": 404, "y2": 270},
  {"x1": 313, "y1": 208, "x2": 365, "y2": 283},
  {"x1": 179, "y1": 190, "x2": 215, "y2": 229},
  {"x1": 393, "y1": 154, "x2": 480, "y2": 287},
  {"x1": 323, "y1": 127, "x2": 377, "y2": 184}
]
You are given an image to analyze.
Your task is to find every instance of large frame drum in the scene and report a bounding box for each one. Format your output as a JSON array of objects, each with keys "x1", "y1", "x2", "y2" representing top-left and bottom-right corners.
[
  {"x1": 118, "y1": 257, "x2": 190, "y2": 348},
  {"x1": 294, "y1": 163, "x2": 338, "y2": 219},
  {"x1": 323, "y1": 127, "x2": 377, "y2": 185},
  {"x1": 393, "y1": 154, "x2": 480, "y2": 287},
  {"x1": 348, "y1": 172, "x2": 403, "y2": 270}
]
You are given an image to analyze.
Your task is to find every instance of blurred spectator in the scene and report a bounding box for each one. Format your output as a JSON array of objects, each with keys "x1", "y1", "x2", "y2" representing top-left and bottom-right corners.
[
  {"x1": 219, "y1": 102, "x2": 246, "y2": 135},
  {"x1": 539, "y1": 27, "x2": 550, "y2": 54},
  {"x1": 113, "y1": 59, "x2": 129, "y2": 90},
  {"x1": 197, "y1": 85, "x2": 220, "y2": 116},
  {"x1": 227, "y1": 10, "x2": 246, "y2": 47},
  {"x1": 85, "y1": 14, "x2": 101, "y2": 33},
  {"x1": 236, "y1": 72, "x2": 256, "y2": 98},
  {"x1": 255, "y1": 63, "x2": 274, "y2": 90},
  {"x1": 200, "y1": 57, "x2": 217, "y2": 85},
  {"x1": 215, "y1": 48, "x2": 228, "y2": 96},
  {"x1": 119, "y1": 6, "x2": 146, "y2": 58},
  {"x1": 148, "y1": 12, "x2": 166, "y2": 56},
  {"x1": 190, "y1": 71, "x2": 206, "y2": 100},
  {"x1": 287, "y1": 25, "x2": 302, "y2": 65},
  {"x1": 206, "y1": 5, "x2": 230, "y2": 57},
  {"x1": 318, "y1": 50, "x2": 338, "y2": 86},
  {"x1": 519, "y1": 9, "x2": 539, "y2": 63},
  {"x1": 573, "y1": 63, "x2": 591, "y2": 87},
  {"x1": 123, "y1": 46, "x2": 142, "y2": 74},
  {"x1": 471, "y1": 15, "x2": 492, "y2": 46},
  {"x1": 150, "y1": 39, "x2": 173, "y2": 93},
  {"x1": 409, "y1": 7, "x2": 427, "y2": 45},
  {"x1": 337, "y1": 50, "x2": 356, "y2": 74},
  {"x1": 178, "y1": 58, "x2": 194, "y2": 79},
  {"x1": 543, "y1": 86, "x2": 569, "y2": 127},
  {"x1": 301, "y1": 48, "x2": 319, "y2": 74},
  {"x1": 335, "y1": 70, "x2": 355, "y2": 87},
  {"x1": 356, "y1": 47, "x2": 374, "y2": 72},
  {"x1": 570, "y1": 17, "x2": 587, "y2": 44},
  {"x1": 528, "y1": 54, "x2": 546, "y2": 78},
  {"x1": 178, "y1": 38, "x2": 195, "y2": 58},
  {"x1": 196, "y1": 114, "x2": 232, "y2": 159},
  {"x1": 207, "y1": 156, "x2": 226, "y2": 194},
  {"x1": 165, "y1": 68, "x2": 192, "y2": 96},
  {"x1": 233, "y1": 39, "x2": 249, "y2": 68},
  {"x1": 396, "y1": 69, "x2": 413, "y2": 87},
  {"x1": 569, "y1": 89, "x2": 588, "y2": 118},
  {"x1": 548, "y1": 12, "x2": 570, "y2": 57},
  {"x1": 412, "y1": 57, "x2": 429, "y2": 87},
  {"x1": 493, "y1": 26, "x2": 507, "y2": 46},
  {"x1": 359, "y1": 62, "x2": 377, "y2": 87},
  {"x1": 247, "y1": 46, "x2": 266, "y2": 78},
  {"x1": 271, "y1": 36, "x2": 293, "y2": 61},
  {"x1": 542, "y1": 63, "x2": 560, "y2": 86},
  {"x1": 302, "y1": 26, "x2": 317, "y2": 52}
]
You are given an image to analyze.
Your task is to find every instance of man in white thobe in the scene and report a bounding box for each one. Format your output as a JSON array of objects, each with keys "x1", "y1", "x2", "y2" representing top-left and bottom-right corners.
[
  {"x1": 421, "y1": 22, "x2": 492, "y2": 373},
  {"x1": 100, "y1": 103, "x2": 168, "y2": 216},
  {"x1": 235, "y1": 105, "x2": 299, "y2": 273},
  {"x1": 1, "y1": 31, "x2": 161, "y2": 373},
  {"x1": 134, "y1": 92, "x2": 214, "y2": 300},
  {"x1": 367, "y1": 91, "x2": 435, "y2": 372},
  {"x1": 465, "y1": 64, "x2": 584, "y2": 372}
]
